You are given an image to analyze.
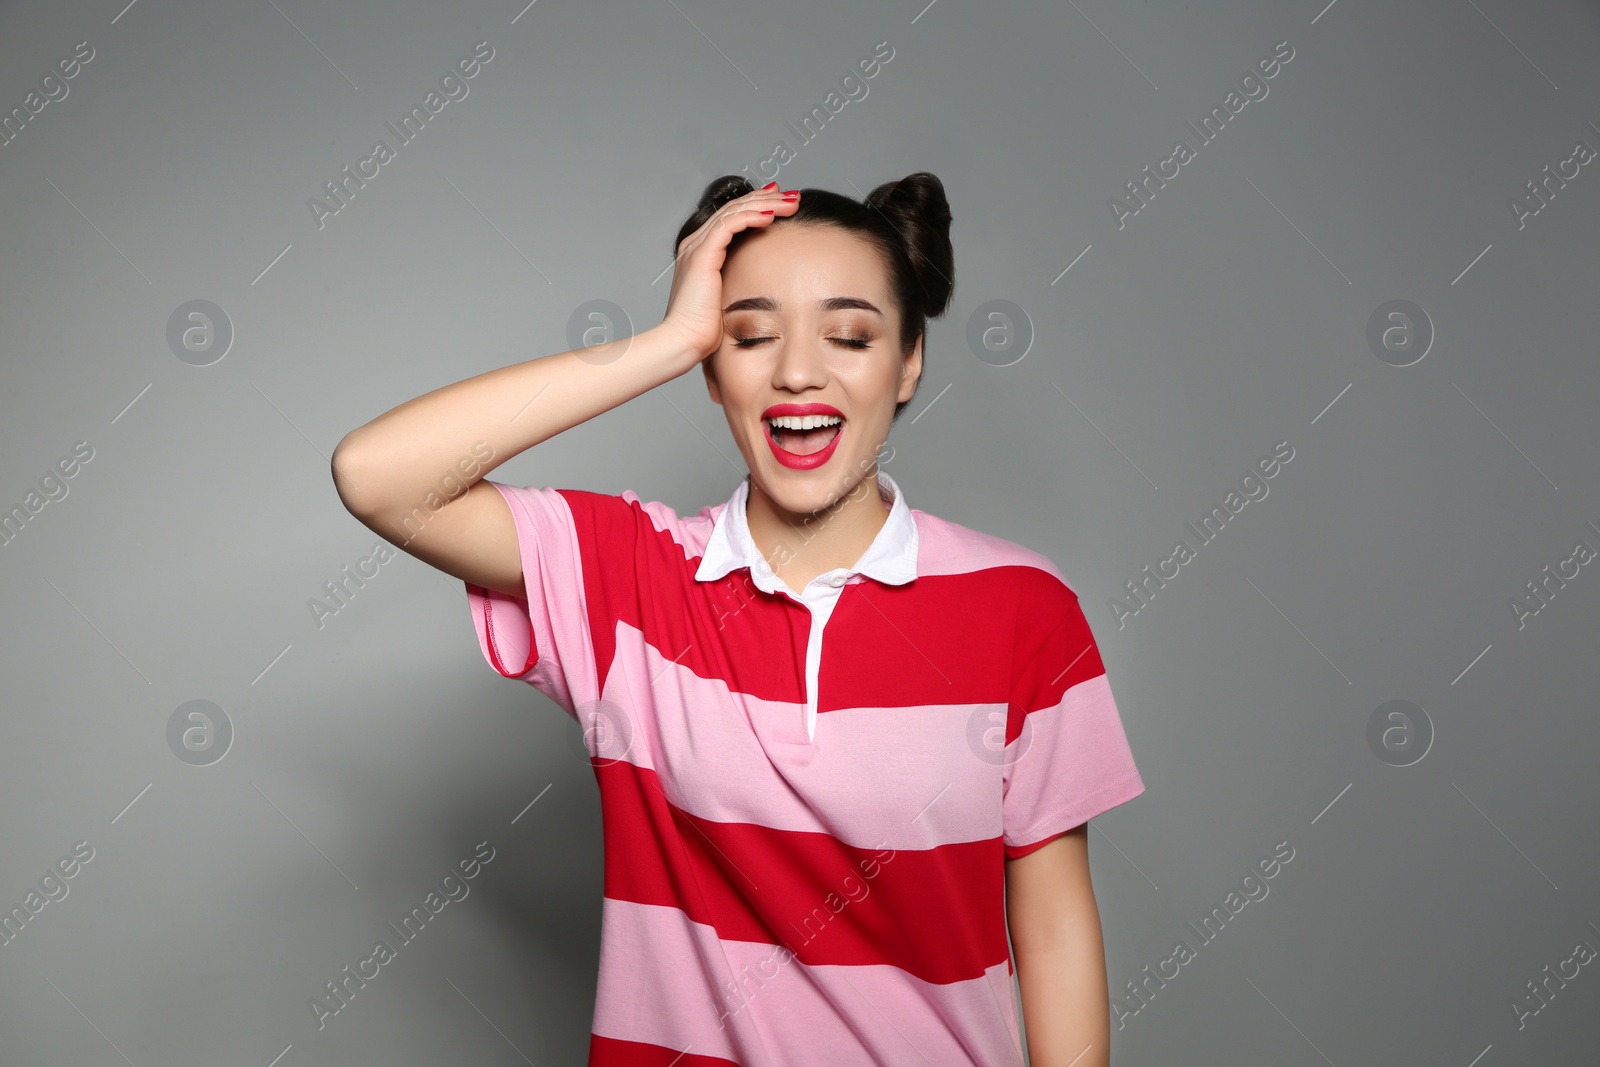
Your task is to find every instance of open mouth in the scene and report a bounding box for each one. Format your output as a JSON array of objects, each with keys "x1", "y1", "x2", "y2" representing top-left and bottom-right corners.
[{"x1": 766, "y1": 414, "x2": 844, "y2": 457}]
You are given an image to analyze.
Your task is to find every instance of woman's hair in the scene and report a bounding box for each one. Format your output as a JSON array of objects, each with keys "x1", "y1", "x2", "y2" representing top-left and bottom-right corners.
[{"x1": 673, "y1": 172, "x2": 955, "y2": 423}]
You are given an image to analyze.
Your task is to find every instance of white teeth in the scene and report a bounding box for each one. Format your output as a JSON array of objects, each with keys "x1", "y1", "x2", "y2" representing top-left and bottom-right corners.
[{"x1": 767, "y1": 414, "x2": 843, "y2": 430}]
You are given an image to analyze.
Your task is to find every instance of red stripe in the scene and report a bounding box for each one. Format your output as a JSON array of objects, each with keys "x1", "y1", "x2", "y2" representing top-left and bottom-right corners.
[
  {"x1": 816, "y1": 569, "x2": 1053, "y2": 712},
  {"x1": 563, "y1": 490, "x2": 809, "y2": 706},
  {"x1": 1006, "y1": 585, "x2": 1107, "y2": 747},
  {"x1": 595, "y1": 757, "x2": 1009, "y2": 986},
  {"x1": 589, "y1": 1033, "x2": 740, "y2": 1066},
  {"x1": 563, "y1": 488, "x2": 1078, "y2": 716},
  {"x1": 1003, "y1": 827, "x2": 1071, "y2": 861}
]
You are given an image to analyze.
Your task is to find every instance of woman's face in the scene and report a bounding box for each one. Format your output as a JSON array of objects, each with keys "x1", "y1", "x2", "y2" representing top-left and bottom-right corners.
[{"x1": 704, "y1": 221, "x2": 922, "y2": 516}]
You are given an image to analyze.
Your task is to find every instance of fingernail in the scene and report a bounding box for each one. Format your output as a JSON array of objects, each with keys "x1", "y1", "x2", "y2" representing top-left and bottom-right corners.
[
  {"x1": 781, "y1": 191, "x2": 799, "y2": 200},
  {"x1": 759, "y1": 209, "x2": 774, "y2": 215},
  {"x1": 761, "y1": 181, "x2": 778, "y2": 190}
]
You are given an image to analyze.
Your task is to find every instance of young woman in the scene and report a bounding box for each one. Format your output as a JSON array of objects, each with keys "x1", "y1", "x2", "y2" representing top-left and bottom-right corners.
[{"x1": 332, "y1": 172, "x2": 1145, "y2": 1066}]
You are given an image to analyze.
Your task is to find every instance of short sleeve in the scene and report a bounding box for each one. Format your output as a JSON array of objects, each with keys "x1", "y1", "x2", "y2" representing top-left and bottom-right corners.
[
  {"x1": 1001, "y1": 590, "x2": 1145, "y2": 860},
  {"x1": 463, "y1": 481, "x2": 640, "y2": 720}
]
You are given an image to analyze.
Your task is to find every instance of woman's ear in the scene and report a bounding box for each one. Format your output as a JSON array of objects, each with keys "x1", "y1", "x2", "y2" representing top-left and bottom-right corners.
[
  {"x1": 897, "y1": 334, "x2": 923, "y2": 404},
  {"x1": 702, "y1": 353, "x2": 722, "y2": 405}
]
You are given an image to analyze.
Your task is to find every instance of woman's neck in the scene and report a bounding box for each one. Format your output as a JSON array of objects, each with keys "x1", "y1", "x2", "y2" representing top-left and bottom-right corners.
[{"x1": 745, "y1": 471, "x2": 891, "y2": 592}]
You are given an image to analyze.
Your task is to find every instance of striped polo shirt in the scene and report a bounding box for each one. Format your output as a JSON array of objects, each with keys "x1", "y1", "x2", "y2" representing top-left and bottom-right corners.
[{"x1": 465, "y1": 469, "x2": 1145, "y2": 1066}]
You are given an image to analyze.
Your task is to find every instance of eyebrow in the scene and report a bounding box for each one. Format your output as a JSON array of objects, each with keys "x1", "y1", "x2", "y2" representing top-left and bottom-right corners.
[{"x1": 722, "y1": 296, "x2": 882, "y2": 315}]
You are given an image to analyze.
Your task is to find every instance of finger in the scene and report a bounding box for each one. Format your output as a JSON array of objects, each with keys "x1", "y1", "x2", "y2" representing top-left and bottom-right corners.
[
  {"x1": 717, "y1": 186, "x2": 790, "y2": 219},
  {"x1": 679, "y1": 202, "x2": 783, "y2": 260},
  {"x1": 677, "y1": 200, "x2": 766, "y2": 255}
]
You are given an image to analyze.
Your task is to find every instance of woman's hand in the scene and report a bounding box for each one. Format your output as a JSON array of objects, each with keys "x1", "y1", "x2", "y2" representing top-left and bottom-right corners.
[{"x1": 661, "y1": 182, "x2": 800, "y2": 363}]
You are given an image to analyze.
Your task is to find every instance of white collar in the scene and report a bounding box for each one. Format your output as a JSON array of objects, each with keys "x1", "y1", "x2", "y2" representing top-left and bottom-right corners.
[{"x1": 694, "y1": 469, "x2": 919, "y2": 594}]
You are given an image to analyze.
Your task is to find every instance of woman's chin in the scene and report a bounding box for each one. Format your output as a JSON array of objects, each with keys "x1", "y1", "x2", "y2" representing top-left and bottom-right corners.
[{"x1": 756, "y1": 455, "x2": 879, "y2": 515}]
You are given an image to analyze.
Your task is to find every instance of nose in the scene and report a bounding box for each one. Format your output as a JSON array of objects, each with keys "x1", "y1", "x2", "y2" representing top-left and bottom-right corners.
[{"x1": 770, "y1": 334, "x2": 830, "y2": 392}]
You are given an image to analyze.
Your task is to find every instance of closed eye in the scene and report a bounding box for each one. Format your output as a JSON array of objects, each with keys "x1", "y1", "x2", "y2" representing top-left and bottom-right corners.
[{"x1": 730, "y1": 336, "x2": 872, "y2": 349}]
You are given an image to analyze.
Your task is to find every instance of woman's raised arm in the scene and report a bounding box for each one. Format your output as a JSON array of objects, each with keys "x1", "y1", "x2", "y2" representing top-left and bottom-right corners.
[
  {"x1": 328, "y1": 181, "x2": 798, "y2": 598},
  {"x1": 329, "y1": 327, "x2": 701, "y2": 597}
]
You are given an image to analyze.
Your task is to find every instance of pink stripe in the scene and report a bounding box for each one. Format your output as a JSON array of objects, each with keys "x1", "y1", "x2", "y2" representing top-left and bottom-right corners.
[
  {"x1": 1003, "y1": 673, "x2": 1145, "y2": 850},
  {"x1": 465, "y1": 482, "x2": 599, "y2": 716},
  {"x1": 912, "y1": 509, "x2": 1078, "y2": 594},
  {"x1": 621, "y1": 489, "x2": 720, "y2": 559},
  {"x1": 599, "y1": 620, "x2": 1004, "y2": 852},
  {"x1": 593, "y1": 897, "x2": 1025, "y2": 1066}
]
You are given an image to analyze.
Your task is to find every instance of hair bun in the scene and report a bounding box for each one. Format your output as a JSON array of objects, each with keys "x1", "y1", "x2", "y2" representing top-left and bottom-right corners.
[{"x1": 864, "y1": 172, "x2": 954, "y2": 320}]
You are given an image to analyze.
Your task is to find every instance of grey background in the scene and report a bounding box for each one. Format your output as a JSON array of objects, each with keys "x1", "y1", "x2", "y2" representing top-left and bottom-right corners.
[{"x1": 2, "y1": 0, "x2": 1597, "y2": 1064}]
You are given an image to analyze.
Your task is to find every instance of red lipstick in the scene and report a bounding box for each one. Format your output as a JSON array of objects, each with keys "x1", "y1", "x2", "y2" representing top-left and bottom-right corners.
[{"x1": 761, "y1": 403, "x2": 845, "y2": 471}]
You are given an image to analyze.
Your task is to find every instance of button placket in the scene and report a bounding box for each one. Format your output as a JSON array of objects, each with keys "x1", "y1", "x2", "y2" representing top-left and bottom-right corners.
[{"x1": 798, "y1": 573, "x2": 856, "y2": 744}]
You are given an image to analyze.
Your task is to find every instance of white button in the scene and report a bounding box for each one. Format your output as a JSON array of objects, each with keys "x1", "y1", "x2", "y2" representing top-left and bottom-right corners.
[{"x1": 829, "y1": 575, "x2": 847, "y2": 587}]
